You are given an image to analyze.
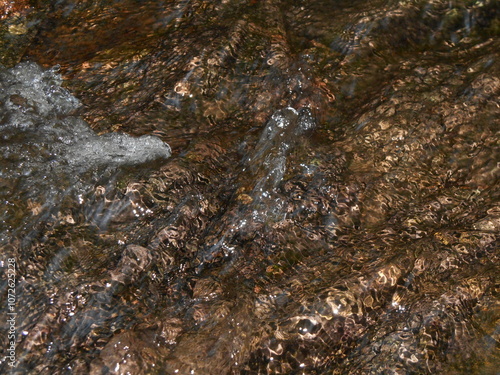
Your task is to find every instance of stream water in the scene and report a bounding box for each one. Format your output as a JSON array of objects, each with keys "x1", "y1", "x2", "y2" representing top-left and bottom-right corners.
[{"x1": 0, "y1": 0, "x2": 499, "y2": 374}]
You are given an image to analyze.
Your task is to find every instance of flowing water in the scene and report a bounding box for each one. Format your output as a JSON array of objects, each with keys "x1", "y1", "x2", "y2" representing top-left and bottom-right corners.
[{"x1": 0, "y1": 0, "x2": 499, "y2": 374}]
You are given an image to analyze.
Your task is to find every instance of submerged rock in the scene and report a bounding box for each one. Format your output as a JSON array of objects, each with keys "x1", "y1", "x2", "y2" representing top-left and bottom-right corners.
[{"x1": 0, "y1": 0, "x2": 498, "y2": 374}]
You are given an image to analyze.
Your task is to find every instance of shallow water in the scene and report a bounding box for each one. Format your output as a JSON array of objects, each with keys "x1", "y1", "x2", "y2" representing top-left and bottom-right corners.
[{"x1": 0, "y1": 0, "x2": 499, "y2": 374}]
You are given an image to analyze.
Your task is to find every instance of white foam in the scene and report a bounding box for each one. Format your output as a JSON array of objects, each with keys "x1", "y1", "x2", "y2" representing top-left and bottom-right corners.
[{"x1": 0, "y1": 62, "x2": 171, "y2": 236}]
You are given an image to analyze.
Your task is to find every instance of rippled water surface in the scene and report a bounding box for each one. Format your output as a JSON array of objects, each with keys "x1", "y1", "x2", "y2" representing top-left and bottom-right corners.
[{"x1": 0, "y1": 0, "x2": 499, "y2": 374}]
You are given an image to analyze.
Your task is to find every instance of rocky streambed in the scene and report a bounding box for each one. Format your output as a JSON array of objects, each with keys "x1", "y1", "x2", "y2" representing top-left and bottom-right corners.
[{"x1": 0, "y1": 0, "x2": 499, "y2": 374}]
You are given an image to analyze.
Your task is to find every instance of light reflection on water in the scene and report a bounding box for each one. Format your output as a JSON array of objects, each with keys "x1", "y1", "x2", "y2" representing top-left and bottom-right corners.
[{"x1": 0, "y1": 0, "x2": 499, "y2": 374}]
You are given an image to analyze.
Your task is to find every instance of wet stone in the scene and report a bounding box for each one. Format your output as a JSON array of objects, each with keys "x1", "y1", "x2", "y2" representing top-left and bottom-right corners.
[{"x1": 0, "y1": 0, "x2": 499, "y2": 374}]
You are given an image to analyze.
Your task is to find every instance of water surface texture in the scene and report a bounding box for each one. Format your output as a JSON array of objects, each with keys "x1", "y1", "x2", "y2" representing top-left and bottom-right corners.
[{"x1": 0, "y1": 0, "x2": 499, "y2": 374}]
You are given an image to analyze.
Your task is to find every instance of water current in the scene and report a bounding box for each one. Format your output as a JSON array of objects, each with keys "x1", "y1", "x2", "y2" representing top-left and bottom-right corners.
[{"x1": 0, "y1": 0, "x2": 498, "y2": 374}]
